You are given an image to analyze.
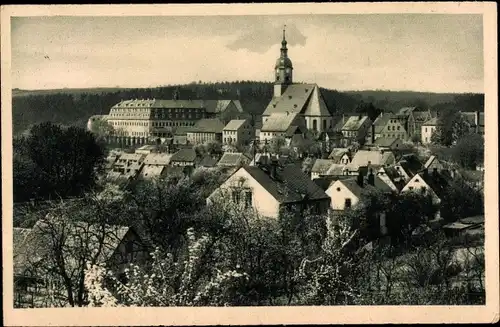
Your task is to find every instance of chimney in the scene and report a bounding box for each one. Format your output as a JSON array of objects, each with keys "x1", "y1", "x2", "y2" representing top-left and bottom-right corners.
[
  {"x1": 423, "y1": 168, "x2": 429, "y2": 178},
  {"x1": 475, "y1": 111, "x2": 480, "y2": 133},
  {"x1": 367, "y1": 168, "x2": 375, "y2": 186},
  {"x1": 371, "y1": 124, "x2": 375, "y2": 144},
  {"x1": 269, "y1": 158, "x2": 279, "y2": 180},
  {"x1": 356, "y1": 170, "x2": 364, "y2": 187}
]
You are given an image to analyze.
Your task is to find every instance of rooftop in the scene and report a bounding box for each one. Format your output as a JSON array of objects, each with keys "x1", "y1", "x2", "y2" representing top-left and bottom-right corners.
[
  {"x1": 241, "y1": 163, "x2": 330, "y2": 204},
  {"x1": 349, "y1": 150, "x2": 395, "y2": 169},
  {"x1": 261, "y1": 112, "x2": 300, "y2": 132},
  {"x1": 422, "y1": 117, "x2": 440, "y2": 126},
  {"x1": 143, "y1": 153, "x2": 173, "y2": 166},
  {"x1": 374, "y1": 137, "x2": 399, "y2": 147},
  {"x1": 342, "y1": 115, "x2": 369, "y2": 131},
  {"x1": 263, "y1": 84, "x2": 332, "y2": 117},
  {"x1": 190, "y1": 118, "x2": 225, "y2": 134},
  {"x1": 14, "y1": 220, "x2": 134, "y2": 276},
  {"x1": 311, "y1": 159, "x2": 336, "y2": 175},
  {"x1": 223, "y1": 119, "x2": 248, "y2": 131},
  {"x1": 170, "y1": 148, "x2": 197, "y2": 162},
  {"x1": 217, "y1": 152, "x2": 251, "y2": 167}
]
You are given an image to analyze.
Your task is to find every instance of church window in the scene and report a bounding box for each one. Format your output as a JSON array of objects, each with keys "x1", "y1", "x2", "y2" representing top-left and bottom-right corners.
[
  {"x1": 323, "y1": 120, "x2": 327, "y2": 130},
  {"x1": 313, "y1": 119, "x2": 318, "y2": 131}
]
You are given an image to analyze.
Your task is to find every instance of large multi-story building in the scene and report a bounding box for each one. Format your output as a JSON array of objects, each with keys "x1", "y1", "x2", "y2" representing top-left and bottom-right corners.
[{"x1": 88, "y1": 97, "x2": 245, "y2": 145}]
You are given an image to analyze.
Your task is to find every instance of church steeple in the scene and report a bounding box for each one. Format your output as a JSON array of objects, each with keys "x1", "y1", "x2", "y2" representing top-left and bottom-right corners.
[{"x1": 274, "y1": 25, "x2": 293, "y2": 97}]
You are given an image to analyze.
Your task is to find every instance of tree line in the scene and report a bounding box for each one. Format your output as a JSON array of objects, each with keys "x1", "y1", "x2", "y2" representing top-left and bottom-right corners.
[{"x1": 12, "y1": 82, "x2": 483, "y2": 135}]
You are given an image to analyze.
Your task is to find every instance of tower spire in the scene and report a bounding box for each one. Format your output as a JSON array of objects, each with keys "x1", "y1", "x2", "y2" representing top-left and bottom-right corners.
[{"x1": 281, "y1": 24, "x2": 287, "y2": 49}]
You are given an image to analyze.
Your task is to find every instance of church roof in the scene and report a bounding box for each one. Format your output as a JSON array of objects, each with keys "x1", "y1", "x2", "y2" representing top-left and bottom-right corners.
[
  {"x1": 263, "y1": 84, "x2": 332, "y2": 117},
  {"x1": 261, "y1": 112, "x2": 300, "y2": 132}
]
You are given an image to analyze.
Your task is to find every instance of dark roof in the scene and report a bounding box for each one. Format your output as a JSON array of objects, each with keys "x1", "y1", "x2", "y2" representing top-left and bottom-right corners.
[
  {"x1": 374, "y1": 137, "x2": 399, "y2": 147},
  {"x1": 174, "y1": 126, "x2": 193, "y2": 136},
  {"x1": 418, "y1": 170, "x2": 451, "y2": 198},
  {"x1": 170, "y1": 148, "x2": 197, "y2": 162},
  {"x1": 313, "y1": 176, "x2": 338, "y2": 191},
  {"x1": 378, "y1": 166, "x2": 406, "y2": 191},
  {"x1": 217, "y1": 152, "x2": 250, "y2": 167},
  {"x1": 397, "y1": 155, "x2": 424, "y2": 177},
  {"x1": 191, "y1": 118, "x2": 225, "y2": 133},
  {"x1": 198, "y1": 155, "x2": 218, "y2": 167},
  {"x1": 242, "y1": 163, "x2": 330, "y2": 203},
  {"x1": 366, "y1": 174, "x2": 394, "y2": 193},
  {"x1": 285, "y1": 125, "x2": 301, "y2": 137},
  {"x1": 339, "y1": 178, "x2": 365, "y2": 199},
  {"x1": 14, "y1": 220, "x2": 133, "y2": 276}
]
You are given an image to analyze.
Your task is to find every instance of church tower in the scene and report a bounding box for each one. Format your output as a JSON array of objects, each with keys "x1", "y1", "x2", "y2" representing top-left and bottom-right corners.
[{"x1": 274, "y1": 26, "x2": 293, "y2": 97}]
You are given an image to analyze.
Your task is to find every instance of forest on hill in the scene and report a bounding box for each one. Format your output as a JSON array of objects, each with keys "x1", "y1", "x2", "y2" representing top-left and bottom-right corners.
[{"x1": 11, "y1": 81, "x2": 484, "y2": 136}]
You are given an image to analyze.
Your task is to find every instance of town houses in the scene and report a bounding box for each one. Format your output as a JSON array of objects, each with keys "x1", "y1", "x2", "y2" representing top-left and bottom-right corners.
[
  {"x1": 14, "y1": 26, "x2": 485, "y2": 308},
  {"x1": 83, "y1": 27, "x2": 484, "y2": 225}
]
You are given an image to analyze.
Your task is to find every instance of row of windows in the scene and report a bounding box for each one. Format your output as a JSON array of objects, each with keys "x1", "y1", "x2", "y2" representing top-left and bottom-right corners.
[
  {"x1": 152, "y1": 121, "x2": 195, "y2": 127},
  {"x1": 380, "y1": 133, "x2": 403, "y2": 139},
  {"x1": 225, "y1": 130, "x2": 252, "y2": 136},
  {"x1": 111, "y1": 121, "x2": 149, "y2": 127},
  {"x1": 311, "y1": 119, "x2": 332, "y2": 131},
  {"x1": 112, "y1": 108, "x2": 203, "y2": 114},
  {"x1": 261, "y1": 132, "x2": 283, "y2": 137},
  {"x1": 386, "y1": 125, "x2": 401, "y2": 131},
  {"x1": 110, "y1": 120, "x2": 195, "y2": 128},
  {"x1": 110, "y1": 111, "x2": 204, "y2": 119}
]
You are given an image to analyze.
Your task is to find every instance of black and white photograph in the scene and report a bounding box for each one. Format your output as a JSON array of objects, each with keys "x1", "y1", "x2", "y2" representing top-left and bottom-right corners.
[{"x1": 1, "y1": 2, "x2": 498, "y2": 325}]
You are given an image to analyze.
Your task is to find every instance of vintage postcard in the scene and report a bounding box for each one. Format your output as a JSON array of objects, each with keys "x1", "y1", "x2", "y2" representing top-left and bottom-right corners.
[{"x1": 1, "y1": 2, "x2": 499, "y2": 325}]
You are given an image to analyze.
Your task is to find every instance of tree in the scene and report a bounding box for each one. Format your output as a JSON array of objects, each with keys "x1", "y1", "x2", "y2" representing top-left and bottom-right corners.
[
  {"x1": 269, "y1": 136, "x2": 287, "y2": 155},
  {"x1": 129, "y1": 176, "x2": 205, "y2": 257},
  {"x1": 14, "y1": 185, "x2": 136, "y2": 307},
  {"x1": 295, "y1": 213, "x2": 361, "y2": 305},
  {"x1": 411, "y1": 134, "x2": 421, "y2": 145},
  {"x1": 204, "y1": 140, "x2": 223, "y2": 156},
  {"x1": 355, "y1": 102, "x2": 382, "y2": 122},
  {"x1": 88, "y1": 117, "x2": 114, "y2": 142},
  {"x1": 13, "y1": 122, "x2": 105, "y2": 202},
  {"x1": 440, "y1": 178, "x2": 484, "y2": 222},
  {"x1": 85, "y1": 228, "x2": 248, "y2": 307},
  {"x1": 451, "y1": 133, "x2": 484, "y2": 169},
  {"x1": 432, "y1": 109, "x2": 471, "y2": 146},
  {"x1": 385, "y1": 192, "x2": 437, "y2": 245}
]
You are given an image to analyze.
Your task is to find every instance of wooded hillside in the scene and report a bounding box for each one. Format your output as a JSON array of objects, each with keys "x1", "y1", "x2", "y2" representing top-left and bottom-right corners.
[{"x1": 11, "y1": 81, "x2": 484, "y2": 135}]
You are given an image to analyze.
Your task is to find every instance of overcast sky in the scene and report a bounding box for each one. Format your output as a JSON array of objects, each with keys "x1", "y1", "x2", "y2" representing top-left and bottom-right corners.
[{"x1": 11, "y1": 14, "x2": 483, "y2": 93}]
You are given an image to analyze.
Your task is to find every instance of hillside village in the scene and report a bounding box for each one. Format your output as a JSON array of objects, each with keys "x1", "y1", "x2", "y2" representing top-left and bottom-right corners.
[{"x1": 12, "y1": 29, "x2": 485, "y2": 308}]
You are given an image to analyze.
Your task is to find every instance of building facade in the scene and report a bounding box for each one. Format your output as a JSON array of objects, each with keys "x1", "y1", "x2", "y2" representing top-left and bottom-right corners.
[
  {"x1": 88, "y1": 98, "x2": 245, "y2": 144},
  {"x1": 223, "y1": 119, "x2": 254, "y2": 146},
  {"x1": 261, "y1": 27, "x2": 335, "y2": 134}
]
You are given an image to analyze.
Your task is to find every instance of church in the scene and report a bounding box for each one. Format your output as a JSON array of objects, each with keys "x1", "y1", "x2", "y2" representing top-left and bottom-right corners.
[{"x1": 261, "y1": 27, "x2": 336, "y2": 138}]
